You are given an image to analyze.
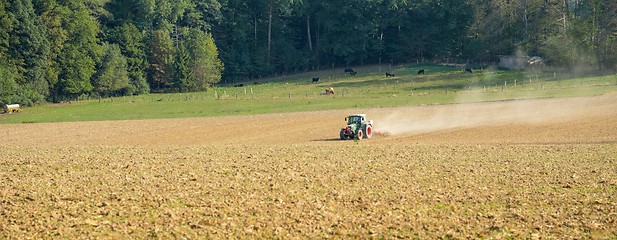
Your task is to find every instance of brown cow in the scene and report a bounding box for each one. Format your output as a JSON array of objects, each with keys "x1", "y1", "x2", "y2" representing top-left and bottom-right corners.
[{"x1": 325, "y1": 87, "x2": 335, "y2": 95}]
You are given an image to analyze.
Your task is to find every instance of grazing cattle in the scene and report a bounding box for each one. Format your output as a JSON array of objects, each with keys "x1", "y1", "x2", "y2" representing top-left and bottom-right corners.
[
  {"x1": 312, "y1": 77, "x2": 320, "y2": 83},
  {"x1": 465, "y1": 68, "x2": 473, "y2": 73},
  {"x1": 253, "y1": 81, "x2": 260, "y2": 85},
  {"x1": 385, "y1": 72, "x2": 395, "y2": 77},
  {"x1": 417, "y1": 69, "x2": 425, "y2": 74},
  {"x1": 234, "y1": 83, "x2": 244, "y2": 87},
  {"x1": 345, "y1": 68, "x2": 358, "y2": 75},
  {"x1": 325, "y1": 87, "x2": 335, "y2": 95}
]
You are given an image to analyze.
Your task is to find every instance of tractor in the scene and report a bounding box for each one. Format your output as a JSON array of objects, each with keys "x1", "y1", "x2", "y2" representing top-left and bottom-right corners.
[{"x1": 340, "y1": 114, "x2": 373, "y2": 140}]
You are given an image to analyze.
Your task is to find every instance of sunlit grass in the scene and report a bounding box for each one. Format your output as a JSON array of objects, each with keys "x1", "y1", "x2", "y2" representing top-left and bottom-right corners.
[{"x1": 1, "y1": 64, "x2": 616, "y2": 124}]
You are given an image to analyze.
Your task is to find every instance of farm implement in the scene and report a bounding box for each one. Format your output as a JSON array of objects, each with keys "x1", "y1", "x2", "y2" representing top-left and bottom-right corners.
[{"x1": 3, "y1": 104, "x2": 21, "y2": 114}]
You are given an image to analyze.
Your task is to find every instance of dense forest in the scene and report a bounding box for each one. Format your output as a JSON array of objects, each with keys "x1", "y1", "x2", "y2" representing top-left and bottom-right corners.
[{"x1": 1, "y1": 0, "x2": 616, "y2": 105}]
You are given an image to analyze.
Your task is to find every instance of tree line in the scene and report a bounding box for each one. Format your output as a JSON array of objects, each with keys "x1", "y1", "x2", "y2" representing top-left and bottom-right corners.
[{"x1": 1, "y1": 0, "x2": 616, "y2": 106}]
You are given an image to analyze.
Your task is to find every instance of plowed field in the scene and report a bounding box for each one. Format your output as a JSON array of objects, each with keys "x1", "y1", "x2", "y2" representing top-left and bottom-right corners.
[{"x1": 1, "y1": 94, "x2": 616, "y2": 238}]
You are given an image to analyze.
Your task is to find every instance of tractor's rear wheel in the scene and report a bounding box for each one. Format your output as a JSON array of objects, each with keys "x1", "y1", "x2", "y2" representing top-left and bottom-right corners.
[
  {"x1": 363, "y1": 125, "x2": 373, "y2": 139},
  {"x1": 340, "y1": 129, "x2": 347, "y2": 140}
]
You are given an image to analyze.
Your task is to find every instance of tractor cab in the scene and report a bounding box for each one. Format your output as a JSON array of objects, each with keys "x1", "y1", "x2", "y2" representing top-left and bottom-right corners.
[{"x1": 346, "y1": 115, "x2": 364, "y2": 125}]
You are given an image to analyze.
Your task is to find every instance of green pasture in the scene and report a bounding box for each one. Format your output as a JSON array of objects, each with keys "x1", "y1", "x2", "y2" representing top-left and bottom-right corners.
[{"x1": 2, "y1": 64, "x2": 616, "y2": 124}]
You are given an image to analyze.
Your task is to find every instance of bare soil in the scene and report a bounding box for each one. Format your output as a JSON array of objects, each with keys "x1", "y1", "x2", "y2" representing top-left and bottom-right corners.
[
  {"x1": 2, "y1": 94, "x2": 617, "y2": 147},
  {"x1": 1, "y1": 94, "x2": 616, "y2": 238}
]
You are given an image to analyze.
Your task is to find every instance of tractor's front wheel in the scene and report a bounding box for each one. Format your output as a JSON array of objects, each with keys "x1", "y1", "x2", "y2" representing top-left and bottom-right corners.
[{"x1": 356, "y1": 130, "x2": 363, "y2": 140}]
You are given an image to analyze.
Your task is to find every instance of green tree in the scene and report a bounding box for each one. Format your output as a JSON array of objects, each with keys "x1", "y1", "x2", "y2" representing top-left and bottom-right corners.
[
  {"x1": 186, "y1": 28, "x2": 223, "y2": 89},
  {"x1": 35, "y1": 0, "x2": 69, "y2": 101},
  {"x1": 422, "y1": 0, "x2": 473, "y2": 59},
  {"x1": 152, "y1": 0, "x2": 190, "y2": 28},
  {"x1": 213, "y1": 0, "x2": 256, "y2": 81},
  {"x1": 8, "y1": 0, "x2": 51, "y2": 100},
  {"x1": 149, "y1": 28, "x2": 174, "y2": 91},
  {"x1": 172, "y1": 41, "x2": 193, "y2": 92},
  {"x1": 170, "y1": 28, "x2": 224, "y2": 92},
  {"x1": 181, "y1": 0, "x2": 222, "y2": 32},
  {"x1": 290, "y1": 0, "x2": 321, "y2": 68},
  {"x1": 107, "y1": 23, "x2": 150, "y2": 94},
  {"x1": 56, "y1": 1, "x2": 101, "y2": 98},
  {"x1": 104, "y1": 0, "x2": 156, "y2": 29},
  {"x1": 535, "y1": 0, "x2": 617, "y2": 69},
  {"x1": 0, "y1": 62, "x2": 18, "y2": 105},
  {"x1": 582, "y1": 0, "x2": 617, "y2": 70},
  {"x1": 0, "y1": 0, "x2": 12, "y2": 57},
  {"x1": 92, "y1": 43, "x2": 130, "y2": 97}
]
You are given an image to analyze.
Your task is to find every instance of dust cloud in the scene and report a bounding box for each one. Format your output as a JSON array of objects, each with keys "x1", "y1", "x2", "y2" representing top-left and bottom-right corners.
[{"x1": 371, "y1": 94, "x2": 611, "y2": 136}]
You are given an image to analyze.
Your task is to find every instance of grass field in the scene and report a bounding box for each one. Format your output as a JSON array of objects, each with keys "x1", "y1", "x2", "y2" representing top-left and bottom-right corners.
[{"x1": 1, "y1": 64, "x2": 616, "y2": 124}]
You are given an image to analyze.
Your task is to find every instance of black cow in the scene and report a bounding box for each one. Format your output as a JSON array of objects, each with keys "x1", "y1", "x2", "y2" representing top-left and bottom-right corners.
[
  {"x1": 385, "y1": 72, "x2": 395, "y2": 77},
  {"x1": 417, "y1": 69, "x2": 425, "y2": 74},
  {"x1": 312, "y1": 77, "x2": 320, "y2": 83},
  {"x1": 344, "y1": 68, "x2": 358, "y2": 75},
  {"x1": 234, "y1": 83, "x2": 244, "y2": 87},
  {"x1": 465, "y1": 68, "x2": 473, "y2": 73},
  {"x1": 253, "y1": 81, "x2": 260, "y2": 85}
]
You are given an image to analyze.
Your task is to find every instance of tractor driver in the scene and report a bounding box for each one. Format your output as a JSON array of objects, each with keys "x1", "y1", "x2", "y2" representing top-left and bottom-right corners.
[{"x1": 349, "y1": 116, "x2": 361, "y2": 124}]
